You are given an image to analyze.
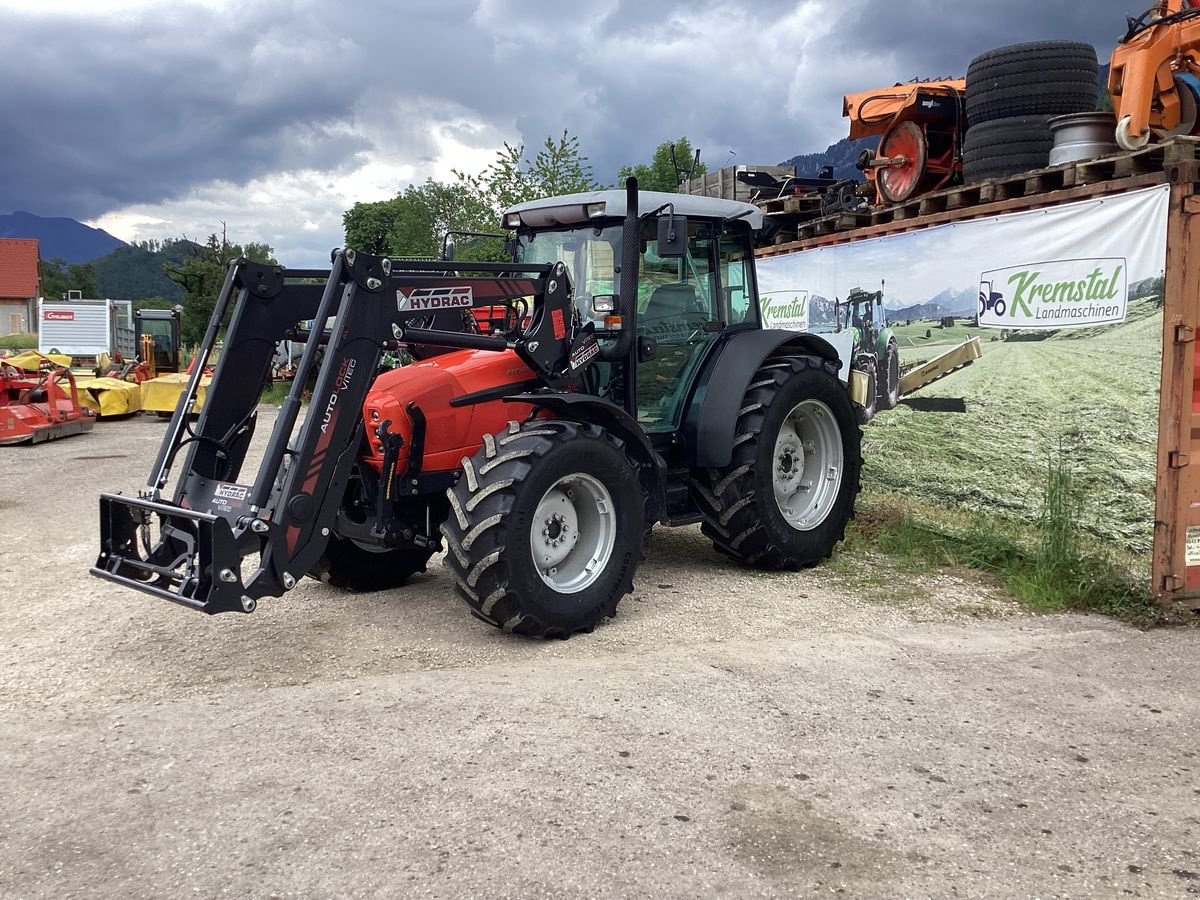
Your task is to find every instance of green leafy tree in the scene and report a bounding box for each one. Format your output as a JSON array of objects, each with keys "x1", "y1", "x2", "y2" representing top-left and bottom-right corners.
[
  {"x1": 343, "y1": 195, "x2": 407, "y2": 255},
  {"x1": 455, "y1": 131, "x2": 600, "y2": 223},
  {"x1": 617, "y1": 137, "x2": 707, "y2": 193},
  {"x1": 165, "y1": 228, "x2": 276, "y2": 344},
  {"x1": 345, "y1": 131, "x2": 599, "y2": 264},
  {"x1": 91, "y1": 238, "x2": 192, "y2": 303},
  {"x1": 41, "y1": 257, "x2": 98, "y2": 299},
  {"x1": 344, "y1": 180, "x2": 493, "y2": 259}
]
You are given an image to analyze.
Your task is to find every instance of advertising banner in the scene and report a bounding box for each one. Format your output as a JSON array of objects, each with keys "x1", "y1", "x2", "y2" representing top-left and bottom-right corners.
[
  {"x1": 978, "y1": 258, "x2": 1127, "y2": 328},
  {"x1": 755, "y1": 184, "x2": 1169, "y2": 332},
  {"x1": 758, "y1": 289, "x2": 810, "y2": 331}
]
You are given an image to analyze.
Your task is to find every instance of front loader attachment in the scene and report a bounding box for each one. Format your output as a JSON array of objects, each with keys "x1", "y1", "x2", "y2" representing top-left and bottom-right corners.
[{"x1": 91, "y1": 251, "x2": 576, "y2": 614}]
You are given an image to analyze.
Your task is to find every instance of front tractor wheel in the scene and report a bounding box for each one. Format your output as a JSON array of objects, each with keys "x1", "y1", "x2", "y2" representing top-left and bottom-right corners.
[
  {"x1": 695, "y1": 356, "x2": 862, "y2": 570},
  {"x1": 878, "y1": 340, "x2": 900, "y2": 410},
  {"x1": 442, "y1": 420, "x2": 646, "y2": 638}
]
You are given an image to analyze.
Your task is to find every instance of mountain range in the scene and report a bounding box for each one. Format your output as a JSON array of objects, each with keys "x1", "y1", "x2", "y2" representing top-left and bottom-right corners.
[
  {"x1": 0, "y1": 211, "x2": 126, "y2": 263},
  {"x1": 807, "y1": 287, "x2": 977, "y2": 326}
]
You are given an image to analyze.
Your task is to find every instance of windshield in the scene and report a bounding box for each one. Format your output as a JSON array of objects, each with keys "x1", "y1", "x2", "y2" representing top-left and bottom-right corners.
[{"x1": 515, "y1": 225, "x2": 622, "y2": 321}]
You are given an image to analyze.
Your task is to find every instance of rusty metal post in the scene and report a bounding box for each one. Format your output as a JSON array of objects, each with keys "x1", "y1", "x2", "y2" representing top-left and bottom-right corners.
[{"x1": 1153, "y1": 161, "x2": 1200, "y2": 608}]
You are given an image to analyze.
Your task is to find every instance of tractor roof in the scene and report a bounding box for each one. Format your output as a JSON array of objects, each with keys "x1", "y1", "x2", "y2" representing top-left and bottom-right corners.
[{"x1": 503, "y1": 189, "x2": 763, "y2": 231}]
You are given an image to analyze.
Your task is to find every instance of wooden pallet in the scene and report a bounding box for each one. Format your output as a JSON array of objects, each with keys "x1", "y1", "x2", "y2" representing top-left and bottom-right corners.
[
  {"x1": 784, "y1": 136, "x2": 1200, "y2": 245},
  {"x1": 758, "y1": 192, "x2": 825, "y2": 215}
]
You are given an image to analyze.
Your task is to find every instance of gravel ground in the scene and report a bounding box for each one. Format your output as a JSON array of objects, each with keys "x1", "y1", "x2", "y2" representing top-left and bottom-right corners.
[{"x1": 2, "y1": 411, "x2": 1199, "y2": 899}]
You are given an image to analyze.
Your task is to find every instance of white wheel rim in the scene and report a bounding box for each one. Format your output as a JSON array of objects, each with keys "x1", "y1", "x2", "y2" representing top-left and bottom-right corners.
[
  {"x1": 772, "y1": 399, "x2": 844, "y2": 531},
  {"x1": 531, "y1": 473, "x2": 616, "y2": 593},
  {"x1": 1115, "y1": 115, "x2": 1150, "y2": 152}
]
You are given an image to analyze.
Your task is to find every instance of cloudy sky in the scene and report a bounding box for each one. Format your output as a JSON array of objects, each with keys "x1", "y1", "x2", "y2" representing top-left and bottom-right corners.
[{"x1": 0, "y1": 0, "x2": 1137, "y2": 266}]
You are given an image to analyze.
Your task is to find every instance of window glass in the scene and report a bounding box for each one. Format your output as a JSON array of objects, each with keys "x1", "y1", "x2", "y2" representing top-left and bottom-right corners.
[
  {"x1": 719, "y1": 230, "x2": 756, "y2": 325},
  {"x1": 635, "y1": 220, "x2": 720, "y2": 431}
]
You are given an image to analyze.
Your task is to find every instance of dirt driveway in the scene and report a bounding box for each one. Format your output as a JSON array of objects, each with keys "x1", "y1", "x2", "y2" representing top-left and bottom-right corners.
[{"x1": 2, "y1": 412, "x2": 1198, "y2": 899}]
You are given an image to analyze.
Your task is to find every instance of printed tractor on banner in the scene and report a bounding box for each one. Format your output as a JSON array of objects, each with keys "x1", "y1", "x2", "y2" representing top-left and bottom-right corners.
[{"x1": 834, "y1": 286, "x2": 899, "y2": 422}]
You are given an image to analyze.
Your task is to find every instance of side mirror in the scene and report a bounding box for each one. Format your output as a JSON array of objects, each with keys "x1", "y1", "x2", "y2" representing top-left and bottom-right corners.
[
  {"x1": 442, "y1": 235, "x2": 456, "y2": 262},
  {"x1": 656, "y1": 215, "x2": 688, "y2": 258}
]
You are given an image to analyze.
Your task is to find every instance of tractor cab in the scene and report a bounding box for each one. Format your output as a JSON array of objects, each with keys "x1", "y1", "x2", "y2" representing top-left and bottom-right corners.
[
  {"x1": 504, "y1": 190, "x2": 764, "y2": 435},
  {"x1": 134, "y1": 307, "x2": 183, "y2": 377},
  {"x1": 836, "y1": 287, "x2": 884, "y2": 344}
]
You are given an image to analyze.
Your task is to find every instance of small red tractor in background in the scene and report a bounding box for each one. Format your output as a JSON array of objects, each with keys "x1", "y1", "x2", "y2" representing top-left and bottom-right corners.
[
  {"x1": 92, "y1": 180, "x2": 865, "y2": 638},
  {"x1": 1109, "y1": 0, "x2": 1200, "y2": 149}
]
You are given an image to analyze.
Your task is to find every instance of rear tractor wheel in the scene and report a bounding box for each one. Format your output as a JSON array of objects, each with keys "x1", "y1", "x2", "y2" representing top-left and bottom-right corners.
[
  {"x1": 308, "y1": 473, "x2": 437, "y2": 591},
  {"x1": 442, "y1": 420, "x2": 646, "y2": 638},
  {"x1": 695, "y1": 356, "x2": 862, "y2": 570},
  {"x1": 312, "y1": 536, "x2": 433, "y2": 591}
]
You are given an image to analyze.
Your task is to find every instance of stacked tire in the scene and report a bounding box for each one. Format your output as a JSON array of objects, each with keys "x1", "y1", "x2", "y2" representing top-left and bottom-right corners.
[{"x1": 962, "y1": 41, "x2": 1099, "y2": 184}]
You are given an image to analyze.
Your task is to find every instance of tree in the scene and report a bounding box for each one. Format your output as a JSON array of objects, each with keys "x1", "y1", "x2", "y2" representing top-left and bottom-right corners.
[
  {"x1": 165, "y1": 227, "x2": 276, "y2": 344},
  {"x1": 617, "y1": 138, "x2": 707, "y2": 193},
  {"x1": 344, "y1": 131, "x2": 600, "y2": 263},
  {"x1": 41, "y1": 258, "x2": 98, "y2": 299},
  {"x1": 343, "y1": 180, "x2": 493, "y2": 259},
  {"x1": 455, "y1": 131, "x2": 600, "y2": 225}
]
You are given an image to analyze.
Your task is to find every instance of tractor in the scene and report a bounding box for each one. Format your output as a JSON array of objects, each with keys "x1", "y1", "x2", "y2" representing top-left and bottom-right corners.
[
  {"x1": 834, "y1": 286, "x2": 900, "y2": 422},
  {"x1": 92, "y1": 180, "x2": 864, "y2": 638}
]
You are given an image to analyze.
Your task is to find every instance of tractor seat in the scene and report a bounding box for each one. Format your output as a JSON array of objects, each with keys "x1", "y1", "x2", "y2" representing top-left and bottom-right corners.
[{"x1": 641, "y1": 283, "x2": 701, "y2": 328}]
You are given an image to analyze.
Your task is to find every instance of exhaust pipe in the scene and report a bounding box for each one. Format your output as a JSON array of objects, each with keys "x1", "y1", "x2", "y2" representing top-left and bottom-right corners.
[{"x1": 601, "y1": 177, "x2": 640, "y2": 412}]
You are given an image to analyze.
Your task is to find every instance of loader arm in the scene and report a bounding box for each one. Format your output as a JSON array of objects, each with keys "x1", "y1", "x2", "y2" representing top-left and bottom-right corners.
[{"x1": 93, "y1": 252, "x2": 577, "y2": 614}]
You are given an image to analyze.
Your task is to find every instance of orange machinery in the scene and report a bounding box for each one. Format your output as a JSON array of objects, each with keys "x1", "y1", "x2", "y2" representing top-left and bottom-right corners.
[
  {"x1": 1110, "y1": 0, "x2": 1200, "y2": 149},
  {"x1": 843, "y1": 79, "x2": 967, "y2": 204}
]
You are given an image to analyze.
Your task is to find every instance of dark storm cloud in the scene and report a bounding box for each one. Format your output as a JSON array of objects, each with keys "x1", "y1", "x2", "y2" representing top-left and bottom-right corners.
[
  {"x1": 0, "y1": 0, "x2": 1150, "y2": 225},
  {"x1": 549, "y1": 0, "x2": 1142, "y2": 183},
  {"x1": 836, "y1": 0, "x2": 1136, "y2": 84},
  {"x1": 0, "y1": 0, "x2": 500, "y2": 218}
]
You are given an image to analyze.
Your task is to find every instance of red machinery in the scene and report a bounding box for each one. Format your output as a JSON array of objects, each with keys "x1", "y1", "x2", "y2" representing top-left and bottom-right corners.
[
  {"x1": 1109, "y1": 0, "x2": 1200, "y2": 150},
  {"x1": 0, "y1": 356, "x2": 96, "y2": 445},
  {"x1": 844, "y1": 79, "x2": 967, "y2": 204}
]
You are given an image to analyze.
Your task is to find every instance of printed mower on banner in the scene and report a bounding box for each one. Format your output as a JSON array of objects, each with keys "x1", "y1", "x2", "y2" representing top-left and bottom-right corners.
[{"x1": 92, "y1": 180, "x2": 865, "y2": 638}]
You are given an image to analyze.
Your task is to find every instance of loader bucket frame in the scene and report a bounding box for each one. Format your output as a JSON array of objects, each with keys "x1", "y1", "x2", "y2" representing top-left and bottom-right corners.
[{"x1": 92, "y1": 252, "x2": 576, "y2": 613}]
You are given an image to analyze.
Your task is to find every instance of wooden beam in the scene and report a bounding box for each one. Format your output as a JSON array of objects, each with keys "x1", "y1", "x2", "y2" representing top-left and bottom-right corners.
[{"x1": 758, "y1": 173, "x2": 1167, "y2": 258}]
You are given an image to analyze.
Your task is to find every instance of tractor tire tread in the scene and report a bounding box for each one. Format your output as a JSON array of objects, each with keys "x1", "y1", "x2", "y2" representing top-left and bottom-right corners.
[
  {"x1": 695, "y1": 355, "x2": 862, "y2": 570},
  {"x1": 966, "y1": 41, "x2": 1098, "y2": 124},
  {"x1": 441, "y1": 419, "x2": 644, "y2": 639}
]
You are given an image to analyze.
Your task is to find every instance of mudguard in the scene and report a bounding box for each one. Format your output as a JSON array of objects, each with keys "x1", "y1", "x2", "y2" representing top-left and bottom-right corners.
[
  {"x1": 506, "y1": 392, "x2": 658, "y2": 468},
  {"x1": 875, "y1": 326, "x2": 897, "y2": 360},
  {"x1": 506, "y1": 392, "x2": 666, "y2": 521},
  {"x1": 683, "y1": 328, "x2": 846, "y2": 469}
]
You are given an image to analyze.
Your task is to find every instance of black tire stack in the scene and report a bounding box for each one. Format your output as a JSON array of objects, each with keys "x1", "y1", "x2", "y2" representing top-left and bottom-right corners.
[{"x1": 963, "y1": 41, "x2": 1099, "y2": 183}]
